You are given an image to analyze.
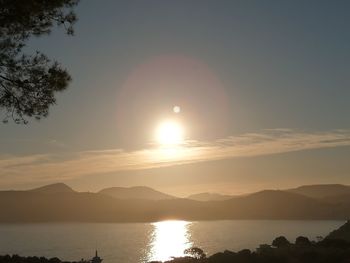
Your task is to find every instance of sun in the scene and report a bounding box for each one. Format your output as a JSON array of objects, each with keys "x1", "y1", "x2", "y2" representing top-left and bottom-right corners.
[{"x1": 156, "y1": 120, "x2": 184, "y2": 146}]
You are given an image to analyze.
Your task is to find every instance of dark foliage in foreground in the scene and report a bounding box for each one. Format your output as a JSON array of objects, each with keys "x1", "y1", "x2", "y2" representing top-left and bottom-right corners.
[
  {"x1": 0, "y1": 0, "x2": 79, "y2": 123},
  {"x1": 327, "y1": 220, "x2": 350, "y2": 242},
  {"x1": 0, "y1": 254, "x2": 79, "y2": 263},
  {"x1": 153, "y1": 235, "x2": 350, "y2": 263}
]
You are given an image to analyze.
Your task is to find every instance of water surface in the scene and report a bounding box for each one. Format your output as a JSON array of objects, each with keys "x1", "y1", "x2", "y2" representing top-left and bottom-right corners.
[{"x1": 0, "y1": 220, "x2": 344, "y2": 263}]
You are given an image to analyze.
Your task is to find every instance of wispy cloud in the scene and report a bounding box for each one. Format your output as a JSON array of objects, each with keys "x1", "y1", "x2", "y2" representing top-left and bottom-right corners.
[{"x1": 1, "y1": 129, "x2": 350, "y2": 186}]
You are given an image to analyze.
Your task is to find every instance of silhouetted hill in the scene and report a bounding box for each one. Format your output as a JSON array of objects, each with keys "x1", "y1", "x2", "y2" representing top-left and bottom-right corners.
[
  {"x1": 322, "y1": 194, "x2": 350, "y2": 205},
  {"x1": 288, "y1": 184, "x2": 350, "y2": 199},
  {"x1": 188, "y1": 192, "x2": 233, "y2": 201},
  {"x1": 1, "y1": 184, "x2": 350, "y2": 222},
  {"x1": 29, "y1": 183, "x2": 75, "y2": 194},
  {"x1": 327, "y1": 220, "x2": 350, "y2": 241},
  {"x1": 99, "y1": 186, "x2": 175, "y2": 200},
  {"x1": 0, "y1": 190, "x2": 160, "y2": 222},
  {"x1": 215, "y1": 190, "x2": 333, "y2": 219}
]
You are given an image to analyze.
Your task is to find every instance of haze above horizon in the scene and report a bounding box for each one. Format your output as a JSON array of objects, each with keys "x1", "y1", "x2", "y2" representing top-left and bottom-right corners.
[{"x1": 1, "y1": 0, "x2": 349, "y2": 196}]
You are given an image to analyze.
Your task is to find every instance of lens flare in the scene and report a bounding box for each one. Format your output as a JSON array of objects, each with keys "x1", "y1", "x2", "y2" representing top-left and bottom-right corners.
[{"x1": 173, "y1": 106, "x2": 181, "y2": 113}]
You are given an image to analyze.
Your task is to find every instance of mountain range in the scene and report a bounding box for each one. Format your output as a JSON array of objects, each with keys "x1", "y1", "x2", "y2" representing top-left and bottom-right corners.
[{"x1": 1, "y1": 183, "x2": 350, "y2": 222}]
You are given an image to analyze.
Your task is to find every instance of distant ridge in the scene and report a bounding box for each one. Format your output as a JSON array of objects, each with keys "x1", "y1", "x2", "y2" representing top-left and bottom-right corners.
[
  {"x1": 288, "y1": 184, "x2": 350, "y2": 199},
  {"x1": 99, "y1": 186, "x2": 176, "y2": 200},
  {"x1": 1, "y1": 183, "x2": 350, "y2": 222},
  {"x1": 188, "y1": 192, "x2": 233, "y2": 201},
  {"x1": 216, "y1": 190, "x2": 332, "y2": 219},
  {"x1": 30, "y1": 183, "x2": 75, "y2": 194}
]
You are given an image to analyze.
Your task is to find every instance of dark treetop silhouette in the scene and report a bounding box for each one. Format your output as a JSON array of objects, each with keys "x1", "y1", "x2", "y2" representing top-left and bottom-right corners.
[{"x1": 0, "y1": 0, "x2": 79, "y2": 124}]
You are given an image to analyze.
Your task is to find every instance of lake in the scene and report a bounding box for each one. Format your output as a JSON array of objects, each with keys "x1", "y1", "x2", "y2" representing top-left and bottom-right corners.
[{"x1": 0, "y1": 220, "x2": 345, "y2": 263}]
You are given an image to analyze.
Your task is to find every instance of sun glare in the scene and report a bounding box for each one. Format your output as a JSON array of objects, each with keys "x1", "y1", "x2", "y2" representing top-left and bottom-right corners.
[
  {"x1": 156, "y1": 120, "x2": 184, "y2": 146},
  {"x1": 148, "y1": 220, "x2": 192, "y2": 262}
]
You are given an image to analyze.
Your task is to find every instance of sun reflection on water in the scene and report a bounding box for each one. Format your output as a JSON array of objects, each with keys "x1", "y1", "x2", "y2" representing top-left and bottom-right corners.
[{"x1": 147, "y1": 220, "x2": 192, "y2": 262}]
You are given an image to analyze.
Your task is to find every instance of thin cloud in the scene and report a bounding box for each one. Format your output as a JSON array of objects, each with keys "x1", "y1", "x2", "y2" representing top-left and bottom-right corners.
[{"x1": 1, "y1": 129, "x2": 350, "y2": 186}]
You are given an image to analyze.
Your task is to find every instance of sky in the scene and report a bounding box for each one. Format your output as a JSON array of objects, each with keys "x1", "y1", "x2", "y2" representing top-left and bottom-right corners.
[{"x1": 0, "y1": 0, "x2": 350, "y2": 196}]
